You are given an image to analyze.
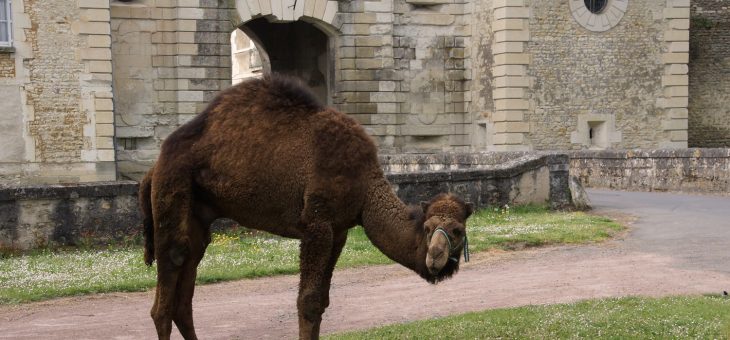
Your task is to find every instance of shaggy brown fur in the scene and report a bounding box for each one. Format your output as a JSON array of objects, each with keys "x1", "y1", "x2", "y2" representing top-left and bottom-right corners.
[{"x1": 140, "y1": 75, "x2": 472, "y2": 340}]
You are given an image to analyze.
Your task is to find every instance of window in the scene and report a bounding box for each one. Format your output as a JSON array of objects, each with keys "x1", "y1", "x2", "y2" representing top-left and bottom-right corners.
[
  {"x1": 0, "y1": 0, "x2": 11, "y2": 47},
  {"x1": 584, "y1": 0, "x2": 607, "y2": 14},
  {"x1": 569, "y1": 0, "x2": 627, "y2": 32}
]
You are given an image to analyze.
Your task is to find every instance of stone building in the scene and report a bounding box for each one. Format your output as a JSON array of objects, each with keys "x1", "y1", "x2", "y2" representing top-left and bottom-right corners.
[{"x1": 0, "y1": 0, "x2": 726, "y2": 183}]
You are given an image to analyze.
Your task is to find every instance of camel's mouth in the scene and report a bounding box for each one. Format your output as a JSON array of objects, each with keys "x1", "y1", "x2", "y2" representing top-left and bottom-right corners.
[
  {"x1": 424, "y1": 231, "x2": 461, "y2": 282},
  {"x1": 423, "y1": 256, "x2": 460, "y2": 284}
]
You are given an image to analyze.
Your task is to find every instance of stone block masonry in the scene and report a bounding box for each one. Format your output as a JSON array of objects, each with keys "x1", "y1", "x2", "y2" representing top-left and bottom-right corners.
[
  {"x1": 660, "y1": 0, "x2": 690, "y2": 149},
  {"x1": 489, "y1": 0, "x2": 530, "y2": 151},
  {"x1": 0, "y1": 0, "x2": 718, "y2": 184},
  {"x1": 112, "y1": 0, "x2": 236, "y2": 180},
  {"x1": 0, "y1": 181, "x2": 141, "y2": 251},
  {"x1": 0, "y1": 153, "x2": 572, "y2": 250},
  {"x1": 0, "y1": 0, "x2": 117, "y2": 185},
  {"x1": 0, "y1": 53, "x2": 14, "y2": 78},
  {"x1": 525, "y1": 0, "x2": 675, "y2": 150},
  {"x1": 571, "y1": 148, "x2": 730, "y2": 194},
  {"x1": 688, "y1": 0, "x2": 730, "y2": 147}
]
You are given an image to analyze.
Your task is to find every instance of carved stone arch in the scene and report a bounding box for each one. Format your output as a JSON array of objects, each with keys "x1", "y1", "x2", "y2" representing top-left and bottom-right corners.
[{"x1": 235, "y1": 0, "x2": 340, "y2": 33}]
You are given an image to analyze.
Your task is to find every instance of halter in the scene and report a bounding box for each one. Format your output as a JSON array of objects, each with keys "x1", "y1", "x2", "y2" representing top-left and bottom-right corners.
[{"x1": 430, "y1": 227, "x2": 470, "y2": 263}]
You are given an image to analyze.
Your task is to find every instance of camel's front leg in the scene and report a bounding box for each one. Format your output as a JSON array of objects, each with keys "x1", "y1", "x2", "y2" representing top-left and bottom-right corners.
[
  {"x1": 297, "y1": 221, "x2": 334, "y2": 340},
  {"x1": 320, "y1": 231, "x2": 348, "y2": 310}
]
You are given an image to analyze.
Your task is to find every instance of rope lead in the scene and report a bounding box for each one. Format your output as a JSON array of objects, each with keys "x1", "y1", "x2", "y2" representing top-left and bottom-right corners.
[{"x1": 463, "y1": 233, "x2": 470, "y2": 262}]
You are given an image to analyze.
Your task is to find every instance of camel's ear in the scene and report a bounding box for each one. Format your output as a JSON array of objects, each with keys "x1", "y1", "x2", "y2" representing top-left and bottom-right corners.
[
  {"x1": 465, "y1": 202, "x2": 474, "y2": 218},
  {"x1": 420, "y1": 201, "x2": 429, "y2": 213}
]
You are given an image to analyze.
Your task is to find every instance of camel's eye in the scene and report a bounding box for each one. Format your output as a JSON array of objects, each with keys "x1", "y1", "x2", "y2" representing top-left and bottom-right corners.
[
  {"x1": 452, "y1": 228, "x2": 463, "y2": 237},
  {"x1": 423, "y1": 220, "x2": 435, "y2": 232}
]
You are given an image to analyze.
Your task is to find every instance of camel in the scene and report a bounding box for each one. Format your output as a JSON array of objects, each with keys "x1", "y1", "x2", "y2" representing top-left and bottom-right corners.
[{"x1": 139, "y1": 74, "x2": 473, "y2": 340}]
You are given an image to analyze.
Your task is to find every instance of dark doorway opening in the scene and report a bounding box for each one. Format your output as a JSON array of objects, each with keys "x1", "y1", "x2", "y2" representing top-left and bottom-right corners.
[{"x1": 241, "y1": 18, "x2": 331, "y2": 105}]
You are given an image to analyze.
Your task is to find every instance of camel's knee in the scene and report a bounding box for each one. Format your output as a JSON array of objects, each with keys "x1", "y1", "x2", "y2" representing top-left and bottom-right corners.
[{"x1": 168, "y1": 244, "x2": 189, "y2": 267}]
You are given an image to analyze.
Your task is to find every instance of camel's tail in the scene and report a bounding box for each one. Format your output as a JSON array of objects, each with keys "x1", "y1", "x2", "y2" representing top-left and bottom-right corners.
[{"x1": 140, "y1": 169, "x2": 155, "y2": 266}]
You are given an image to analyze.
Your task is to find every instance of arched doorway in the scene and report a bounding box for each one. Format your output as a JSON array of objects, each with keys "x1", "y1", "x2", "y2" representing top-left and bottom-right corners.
[{"x1": 231, "y1": 17, "x2": 332, "y2": 105}]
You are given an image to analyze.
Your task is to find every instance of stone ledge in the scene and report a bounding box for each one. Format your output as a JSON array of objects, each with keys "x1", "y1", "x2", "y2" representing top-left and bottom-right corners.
[
  {"x1": 405, "y1": 0, "x2": 450, "y2": 5},
  {"x1": 570, "y1": 148, "x2": 730, "y2": 159},
  {"x1": 0, "y1": 181, "x2": 138, "y2": 201}
]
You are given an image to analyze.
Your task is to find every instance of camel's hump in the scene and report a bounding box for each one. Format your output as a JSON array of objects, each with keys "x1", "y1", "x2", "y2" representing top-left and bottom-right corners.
[{"x1": 234, "y1": 74, "x2": 324, "y2": 113}]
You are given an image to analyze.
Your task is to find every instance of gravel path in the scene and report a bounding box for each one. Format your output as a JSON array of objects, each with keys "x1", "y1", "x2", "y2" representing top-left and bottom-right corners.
[{"x1": 1, "y1": 189, "x2": 729, "y2": 339}]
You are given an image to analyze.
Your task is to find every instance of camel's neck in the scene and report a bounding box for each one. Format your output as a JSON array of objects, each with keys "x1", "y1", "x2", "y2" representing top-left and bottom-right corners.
[{"x1": 361, "y1": 175, "x2": 426, "y2": 273}]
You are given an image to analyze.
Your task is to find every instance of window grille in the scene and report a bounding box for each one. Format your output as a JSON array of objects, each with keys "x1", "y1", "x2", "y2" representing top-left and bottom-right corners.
[
  {"x1": 584, "y1": 0, "x2": 607, "y2": 14},
  {"x1": 0, "y1": 0, "x2": 12, "y2": 47}
]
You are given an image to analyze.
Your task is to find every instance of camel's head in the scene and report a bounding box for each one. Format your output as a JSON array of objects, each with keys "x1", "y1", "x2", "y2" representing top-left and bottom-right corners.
[{"x1": 419, "y1": 193, "x2": 473, "y2": 284}]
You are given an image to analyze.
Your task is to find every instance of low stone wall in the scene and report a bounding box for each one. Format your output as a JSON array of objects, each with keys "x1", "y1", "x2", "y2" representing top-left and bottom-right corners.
[
  {"x1": 0, "y1": 181, "x2": 140, "y2": 251},
  {"x1": 380, "y1": 152, "x2": 572, "y2": 209},
  {"x1": 0, "y1": 152, "x2": 572, "y2": 250},
  {"x1": 570, "y1": 148, "x2": 730, "y2": 194}
]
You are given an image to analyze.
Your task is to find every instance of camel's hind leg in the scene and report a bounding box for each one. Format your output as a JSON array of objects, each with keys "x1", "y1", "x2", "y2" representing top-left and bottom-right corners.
[
  {"x1": 172, "y1": 217, "x2": 208, "y2": 340},
  {"x1": 151, "y1": 214, "x2": 209, "y2": 340}
]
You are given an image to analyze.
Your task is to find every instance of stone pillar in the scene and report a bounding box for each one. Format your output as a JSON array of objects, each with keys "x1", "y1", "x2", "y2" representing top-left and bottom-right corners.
[
  {"x1": 336, "y1": 6, "x2": 397, "y2": 150},
  {"x1": 490, "y1": 0, "x2": 530, "y2": 151},
  {"x1": 660, "y1": 0, "x2": 690, "y2": 148},
  {"x1": 77, "y1": 0, "x2": 116, "y2": 179}
]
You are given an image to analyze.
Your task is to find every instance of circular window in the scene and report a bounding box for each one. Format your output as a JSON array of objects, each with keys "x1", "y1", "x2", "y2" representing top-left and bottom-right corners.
[
  {"x1": 584, "y1": 0, "x2": 607, "y2": 14},
  {"x1": 569, "y1": 0, "x2": 628, "y2": 32}
]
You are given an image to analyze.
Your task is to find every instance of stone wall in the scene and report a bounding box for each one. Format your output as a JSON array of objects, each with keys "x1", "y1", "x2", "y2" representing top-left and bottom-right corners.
[
  {"x1": 525, "y1": 0, "x2": 683, "y2": 150},
  {"x1": 571, "y1": 148, "x2": 730, "y2": 194},
  {"x1": 0, "y1": 181, "x2": 141, "y2": 251},
  {"x1": 382, "y1": 152, "x2": 571, "y2": 208},
  {"x1": 0, "y1": 0, "x2": 116, "y2": 185},
  {"x1": 1, "y1": 152, "x2": 572, "y2": 250},
  {"x1": 0, "y1": 0, "x2": 712, "y2": 184},
  {"x1": 689, "y1": 0, "x2": 730, "y2": 147},
  {"x1": 111, "y1": 0, "x2": 236, "y2": 180},
  {"x1": 0, "y1": 53, "x2": 14, "y2": 77},
  {"x1": 233, "y1": 0, "x2": 472, "y2": 154},
  {"x1": 391, "y1": 0, "x2": 471, "y2": 152},
  {"x1": 469, "y1": 0, "x2": 493, "y2": 150}
]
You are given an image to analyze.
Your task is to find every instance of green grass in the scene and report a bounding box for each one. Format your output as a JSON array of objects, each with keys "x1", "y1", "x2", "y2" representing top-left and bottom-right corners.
[
  {"x1": 0, "y1": 205, "x2": 622, "y2": 304},
  {"x1": 467, "y1": 204, "x2": 624, "y2": 252},
  {"x1": 327, "y1": 295, "x2": 730, "y2": 339}
]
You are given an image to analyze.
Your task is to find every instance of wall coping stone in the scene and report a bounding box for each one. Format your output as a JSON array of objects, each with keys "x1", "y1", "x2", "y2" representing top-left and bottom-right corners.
[
  {"x1": 570, "y1": 148, "x2": 730, "y2": 160},
  {"x1": 383, "y1": 153, "x2": 569, "y2": 183},
  {"x1": 0, "y1": 181, "x2": 138, "y2": 201}
]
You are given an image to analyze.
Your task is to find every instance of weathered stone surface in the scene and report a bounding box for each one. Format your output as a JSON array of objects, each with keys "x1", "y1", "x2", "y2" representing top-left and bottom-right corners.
[
  {"x1": 0, "y1": 0, "x2": 726, "y2": 185},
  {"x1": 689, "y1": 1, "x2": 730, "y2": 147},
  {"x1": 381, "y1": 152, "x2": 572, "y2": 209},
  {"x1": 0, "y1": 152, "x2": 572, "y2": 250},
  {"x1": 0, "y1": 181, "x2": 141, "y2": 251},
  {"x1": 525, "y1": 0, "x2": 668, "y2": 150},
  {"x1": 569, "y1": 176, "x2": 591, "y2": 211},
  {"x1": 571, "y1": 149, "x2": 730, "y2": 194}
]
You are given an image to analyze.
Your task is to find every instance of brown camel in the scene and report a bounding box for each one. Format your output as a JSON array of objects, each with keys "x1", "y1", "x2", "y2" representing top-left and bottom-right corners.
[{"x1": 139, "y1": 75, "x2": 473, "y2": 340}]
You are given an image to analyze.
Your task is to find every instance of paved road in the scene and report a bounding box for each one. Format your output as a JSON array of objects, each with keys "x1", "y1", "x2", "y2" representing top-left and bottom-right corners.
[
  {"x1": 588, "y1": 189, "x2": 729, "y2": 273},
  {"x1": 1, "y1": 189, "x2": 728, "y2": 339}
]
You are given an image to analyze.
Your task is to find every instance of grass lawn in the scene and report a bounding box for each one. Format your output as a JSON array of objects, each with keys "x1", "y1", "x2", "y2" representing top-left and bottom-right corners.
[
  {"x1": 327, "y1": 295, "x2": 730, "y2": 339},
  {"x1": 0, "y1": 205, "x2": 623, "y2": 304}
]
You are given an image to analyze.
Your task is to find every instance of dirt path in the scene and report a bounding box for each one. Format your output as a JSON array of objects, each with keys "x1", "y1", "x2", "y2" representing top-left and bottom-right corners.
[{"x1": 1, "y1": 190, "x2": 729, "y2": 339}]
